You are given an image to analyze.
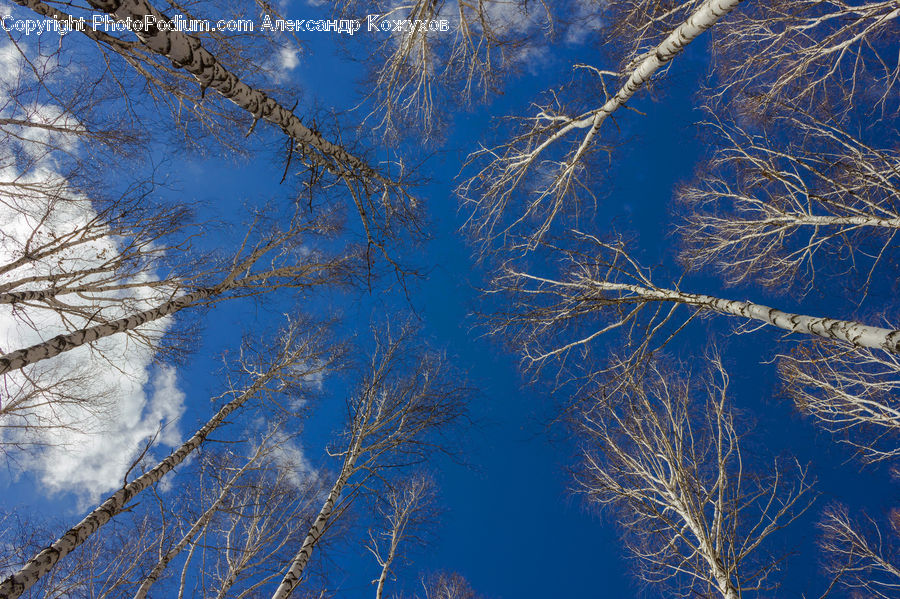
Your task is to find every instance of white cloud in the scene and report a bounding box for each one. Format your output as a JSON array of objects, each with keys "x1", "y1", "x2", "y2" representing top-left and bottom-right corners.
[
  {"x1": 245, "y1": 422, "x2": 318, "y2": 491},
  {"x1": 0, "y1": 39, "x2": 186, "y2": 505},
  {"x1": 278, "y1": 46, "x2": 300, "y2": 71},
  {"x1": 264, "y1": 433, "x2": 317, "y2": 490},
  {"x1": 18, "y1": 364, "x2": 186, "y2": 504},
  {"x1": 564, "y1": 0, "x2": 604, "y2": 45},
  {"x1": 266, "y1": 45, "x2": 302, "y2": 83}
]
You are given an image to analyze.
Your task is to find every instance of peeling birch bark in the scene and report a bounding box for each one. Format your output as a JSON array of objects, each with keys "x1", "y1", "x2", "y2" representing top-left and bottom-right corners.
[
  {"x1": 669, "y1": 289, "x2": 900, "y2": 353},
  {"x1": 89, "y1": 0, "x2": 381, "y2": 180},
  {"x1": 763, "y1": 215, "x2": 900, "y2": 228},
  {"x1": 0, "y1": 288, "x2": 75, "y2": 305},
  {"x1": 0, "y1": 282, "x2": 168, "y2": 305},
  {"x1": 511, "y1": 269, "x2": 900, "y2": 356}
]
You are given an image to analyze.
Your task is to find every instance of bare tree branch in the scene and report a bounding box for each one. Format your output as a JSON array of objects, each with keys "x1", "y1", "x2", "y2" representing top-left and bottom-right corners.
[
  {"x1": 270, "y1": 323, "x2": 469, "y2": 599},
  {"x1": 780, "y1": 340, "x2": 900, "y2": 463},
  {"x1": 713, "y1": 0, "x2": 900, "y2": 118},
  {"x1": 368, "y1": 474, "x2": 436, "y2": 599},
  {"x1": 678, "y1": 110, "x2": 900, "y2": 294},
  {"x1": 460, "y1": 0, "x2": 743, "y2": 250},
  {"x1": 819, "y1": 505, "x2": 900, "y2": 598},
  {"x1": 575, "y1": 353, "x2": 814, "y2": 597}
]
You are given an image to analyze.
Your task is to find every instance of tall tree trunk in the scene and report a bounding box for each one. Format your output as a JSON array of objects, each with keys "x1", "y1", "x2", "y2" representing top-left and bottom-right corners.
[
  {"x1": 10, "y1": 0, "x2": 379, "y2": 182},
  {"x1": 762, "y1": 215, "x2": 900, "y2": 228},
  {"x1": 373, "y1": 522, "x2": 401, "y2": 599},
  {"x1": 0, "y1": 287, "x2": 214, "y2": 375},
  {"x1": 269, "y1": 444, "x2": 361, "y2": 599},
  {"x1": 571, "y1": 0, "x2": 743, "y2": 143},
  {"x1": 0, "y1": 370, "x2": 278, "y2": 599},
  {"x1": 671, "y1": 288, "x2": 900, "y2": 352},
  {"x1": 0, "y1": 280, "x2": 173, "y2": 305},
  {"x1": 0, "y1": 288, "x2": 77, "y2": 305},
  {"x1": 676, "y1": 507, "x2": 739, "y2": 599},
  {"x1": 592, "y1": 280, "x2": 900, "y2": 352}
]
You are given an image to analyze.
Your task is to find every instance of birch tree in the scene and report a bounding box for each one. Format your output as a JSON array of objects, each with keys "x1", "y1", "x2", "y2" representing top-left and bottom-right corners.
[
  {"x1": 575, "y1": 354, "x2": 813, "y2": 598},
  {"x1": 0, "y1": 27, "x2": 190, "y2": 352},
  {"x1": 599, "y1": 0, "x2": 709, "y2": 67},
  {"x1": 0, "y1": 192, "x2": 192, "y2": 319},
  {"x1": 0, "y1": 509, "x2": 162, "y2": 599},
  {"x1": 177, "y1": 437, "x2": 325, "y2": 599},
  {"x1": 132, "y1": 425, "x2": 310, "y2": 599},
  {"x1": 819, "y1": 505, "x2": 900, "y2": 598},
  {"x1": 368, "y1": 474, "x2": 436, "y2": 599},
  {"x1": 491, "y1": 235, "x2": 900, "y2": 377},
  {"x1": 0, "y1": 210, "x2": 350, "y2": 377},
  {"x1": 270, "y1": 324, "x2": 469, "y2": 599},
  {"x1": 0, "y1": 316, "x2": 338, "y2": 599},
  {"x1": 421, "y1": 571, "x2": 480, "y2": 599},
  {"x1": 673, "y1": 107, "x2": 900, "y2": 463},
  {"x1": 459, "y1": 0, "x2": 744, "y2": 249},
  {"x1": 6, "y1": 0, "x2": 300, "y2": 153},
  {"x1": 12, "y1": 0, "x2": 422, "y2": 259},
  {"x1": 0, "y1": 32, "x2": 214, "y2": 452},
  {"x1": 0, "y1": 208, "x2": 350, "y2": 458},
  {"x1": 2, "y1": 426, "x2": 324, "y2": 599},
  {"x1": 0, "y1": 183, "x2": 197, "y2": 369},
  {"x1": 677, "y1": 111, "x2": 900, "y2": 294},
  {"x1": 713, "y1": 0, "x2": 900, "y2": 117}
]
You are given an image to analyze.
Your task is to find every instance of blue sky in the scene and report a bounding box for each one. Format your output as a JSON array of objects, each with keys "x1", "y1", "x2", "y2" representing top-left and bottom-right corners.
[
  {"x1": 1, "y1": 1, "x2": 898, "y2": 598},
  {"x1": 276, "y1": 7, "x2": 896, "y2": 595}
]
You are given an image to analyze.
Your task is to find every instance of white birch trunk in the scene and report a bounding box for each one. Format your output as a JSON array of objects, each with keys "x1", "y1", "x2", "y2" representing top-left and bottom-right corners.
[
  {"x1": 269, "y1": 445, "x2": 360, "y2": 599},
  {"x1": 176, "y1": 535, "x2": 199, "y2": 599},
  {"x1": 677, "y1": 508, "x2": 739, "y2": 599},
  {"x1": 134, "y1": 484, "x2": 231, "y2": 599},
  {"x1": 765, "y1": 214, "x2": 900, "y2": 229},
  {"x1": 10, "y1": 0, "x2": 377, "y2": 181},
  {"x1": 0, "y1": 288, "x2": 68, "y2": 305},
  {"x1": 0, "y1": 287, "x2": 214, "y2": 375},
  {"x1": 0, "y1": 281, "x2": 170, "y2": 305},
  {"x1": 0, "y1": 287, "x2": 100, "y2": 305},
  {"x1": 373, "y1": 528, "x2": 400, "y2": 599},
  {"x1": 0, "y1": 372, "x2": 276, "y2": 599},
  {"x1": 575, "y1": 0, "x2": 743, "y2": 134},
  {"x1": 590, "y1": 281, "x2": 900, "y2": 353},
  {"x1": 669, "y1": 289, "x2": 900, "y2": 353}
]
